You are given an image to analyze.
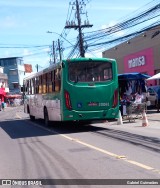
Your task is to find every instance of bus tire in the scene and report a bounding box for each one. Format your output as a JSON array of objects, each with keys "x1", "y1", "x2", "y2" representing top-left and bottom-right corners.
[
  {"x1": 44, "y1": 108, "x2": 50, "y2": 126},
  {"x1": 30, "y1": 115, "x2": 35, "y2": 121},
  {"x1": 155, "y1": 100, "x2": 157, "y2": 107},
  {"x1": 28, "y1": 106, "x2": 35, "y2": 121}
]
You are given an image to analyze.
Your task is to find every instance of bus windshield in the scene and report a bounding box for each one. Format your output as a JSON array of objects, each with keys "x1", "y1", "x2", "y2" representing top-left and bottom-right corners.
[{"x1": 68, "y1": 61, "x2": 113, "y2": 82}]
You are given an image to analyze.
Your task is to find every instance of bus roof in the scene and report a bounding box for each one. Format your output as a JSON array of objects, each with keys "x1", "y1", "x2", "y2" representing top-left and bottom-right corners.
[
  {"x1": 23, "y1": 57, "x2": 116, "y2": 81},
  {"x1": 64, "y1": 57, "x2": 116, "y2": 63},
  {"x1": 23, "y1": 62, "x2": 62, "y2": 81}
]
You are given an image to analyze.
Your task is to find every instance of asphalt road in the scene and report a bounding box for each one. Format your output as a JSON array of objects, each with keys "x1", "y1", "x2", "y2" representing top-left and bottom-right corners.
[{"x1": 0, "y1": 106, "x2": 160, "y2": 188}]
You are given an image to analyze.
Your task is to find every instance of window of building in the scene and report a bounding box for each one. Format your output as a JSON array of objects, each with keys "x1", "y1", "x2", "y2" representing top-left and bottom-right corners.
[
  {"x1": 8, "y1": 59, "x2": 16, "y2": 66},
  {"x1": 17, "y1": 58, "x2": 23, "y2": 65},
  {"x1": 13, "y1": 83, "x2": 19, "y2": 89},
  {"x1": 3, "y1": 60, "x2": 8, "y2": 66},
  {"x1": 9, "y1": 69, "x2": 17, "y2": 75},
  {"x1": 0, "y1": 60, "x2": 4, "y2": 66}
]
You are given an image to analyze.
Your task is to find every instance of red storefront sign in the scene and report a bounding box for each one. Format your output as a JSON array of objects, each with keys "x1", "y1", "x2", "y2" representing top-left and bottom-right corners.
[{"x1": 124, "y1": 48, "x2": 154, "y2": 76}]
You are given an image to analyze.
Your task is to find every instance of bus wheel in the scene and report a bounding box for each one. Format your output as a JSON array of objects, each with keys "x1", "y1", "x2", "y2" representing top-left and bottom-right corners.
[
  {"x1": 44, "y1": 108, "x2": 50, "y2": 126},
  {"x1": 30, "y1": 115, "x2": 35, "y2": 121},
  {"x1": 28, "y1": 107, "x2": 35, "y2": 121}
]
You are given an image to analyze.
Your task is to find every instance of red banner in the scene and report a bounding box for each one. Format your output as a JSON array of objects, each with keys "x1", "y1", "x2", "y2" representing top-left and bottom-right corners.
[{"x1": 24, "y1": 64, "x2": 33, "y2": 73}]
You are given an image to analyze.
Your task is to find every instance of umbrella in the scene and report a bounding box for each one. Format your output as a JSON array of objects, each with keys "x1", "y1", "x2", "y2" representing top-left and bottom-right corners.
[
  {"x1": 146, "y1": 73, "x2": 160, "y2": 80},
  {"x1": 118, "y1": 72, "x2": 150, "y2": 80}
]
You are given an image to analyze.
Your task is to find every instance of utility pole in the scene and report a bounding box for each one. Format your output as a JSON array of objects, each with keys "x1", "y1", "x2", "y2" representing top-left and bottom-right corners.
[
  {"x1": 52, "y1": 41, "x2": 56, "y2": 64},
  {"x1": 35, "y1": 64, "x2": 38, "y2": 72},
  {"x1": 58, "y1": 39, "x2": 62, "y2": 62},
  {"x1": 65, "y1": 0, "x2": 93, "y2": 57},
  {"x1": 50, "y1": 40, "x2": 62, "y2": 64}
]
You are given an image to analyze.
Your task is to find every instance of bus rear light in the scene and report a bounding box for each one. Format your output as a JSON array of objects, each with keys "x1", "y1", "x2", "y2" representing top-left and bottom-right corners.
[
  {"x1": 64, "y1": 90, "x2": 72, "y2": 110},
  {"x1": 112, "y1": 88, "x2": 119, "y2": 108}
]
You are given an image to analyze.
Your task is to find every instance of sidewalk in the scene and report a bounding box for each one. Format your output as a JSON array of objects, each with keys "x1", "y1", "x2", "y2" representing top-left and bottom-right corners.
[{"x1": 104, "y1": 109, "x2": 160, "y2": 138}]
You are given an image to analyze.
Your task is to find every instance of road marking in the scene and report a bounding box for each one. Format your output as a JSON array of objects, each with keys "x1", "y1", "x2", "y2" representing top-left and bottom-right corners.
[
  {"x1": 125, "y1": 160, "x2": 154, "y2": 170},
  {"x1": 26, "y1": 119, "x2": 160, "y2": 174},
  {"x1": 60, "y1": 134, "x2": 119, "y2": 157},
  {"x1": 116, "y1": 155, "x2": 126, "y2": 159},
  {"x1": 59, "y1": 133, "x2": 159, "y2": 173},
  {"x1": 16, "y1": 113, "x2": 22, "y2": 119}
]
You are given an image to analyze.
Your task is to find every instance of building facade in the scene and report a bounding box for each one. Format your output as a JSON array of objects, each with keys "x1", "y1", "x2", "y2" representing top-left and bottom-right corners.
[
  {"x1": 0, "y1": 57, "x2": 25, "y2": 94},
  {"x1": 102, "y1": 26, "x2": 160, "y2": 85},
  {"x1": 0, "y1": 66, "x2": 9, "y2": 101}
]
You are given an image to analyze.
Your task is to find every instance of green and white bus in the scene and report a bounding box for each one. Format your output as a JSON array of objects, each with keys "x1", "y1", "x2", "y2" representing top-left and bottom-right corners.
[{"x1": 23, "y1": 57, "x2": 119, "y2": 125}]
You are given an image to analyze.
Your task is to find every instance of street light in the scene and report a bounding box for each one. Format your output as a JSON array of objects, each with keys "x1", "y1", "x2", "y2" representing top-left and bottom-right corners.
[
  {"x1": 47, "y1": 31, "x2": 64, "y2": 63},
  {"x1": 46, "y1": 31, "x2": 73, "y2": 46}
]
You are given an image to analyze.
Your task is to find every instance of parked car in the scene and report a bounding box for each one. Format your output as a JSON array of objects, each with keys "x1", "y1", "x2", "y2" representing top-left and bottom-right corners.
[
  {"x1": 146, "y1": 87, "x2": 158, "y2": 106},
  {"x1": 148, "y1": 85, "x2": 160, "y2": 93}
]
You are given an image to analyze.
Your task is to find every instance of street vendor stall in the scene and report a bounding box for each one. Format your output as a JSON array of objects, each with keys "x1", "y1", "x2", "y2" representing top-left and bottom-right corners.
[
  {"x1": 118, "y1": 73, "x2": 150, "y2": 98},
  {"x1": 118, "y1": 72, "x2": 150, "y2": 121},
  {"x1": 5, "y1": 94, "x2": 22, "y2": 106}
]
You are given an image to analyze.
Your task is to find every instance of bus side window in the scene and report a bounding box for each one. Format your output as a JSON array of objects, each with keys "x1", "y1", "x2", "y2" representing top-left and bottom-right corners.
[
  {"x1": 32, "y1": 78, "x2": 35, "y2": 94},
  {"x1": 35, "y1": 77, "x2": 39, "y2": 94},
  {"x1": 30, "y1": 79, "x2": 32, "y2": 94},
  {"x1": 51, "y1": 70, "x2": 55, "y2": 92},
  {"x1": 26, "y1": 80, "x2": 29, "y2": 94},
  {"x1": 47, "y1": 71, "x2": 52, "y2": 93},
  {"x1": 29, "y1": 80, "x2": 31, "y2": 94},
  {"x1": 42, "y1": 74, "x2": 47, "y2": 93},
  {"x1": 55, "y1": 68, "x2": 61, "y2": 92},
  {"x1": 46, "y1": 72, "x2": 51, "y2": 93},
  {"x1": 39, "y1": 75, "x2": 42, "y2": 94}
]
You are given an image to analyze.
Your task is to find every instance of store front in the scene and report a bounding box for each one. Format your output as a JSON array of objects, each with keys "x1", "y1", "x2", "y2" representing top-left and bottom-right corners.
[
  {"x1": 102, "y1": 26, "x2": 160, "y2": 85},
  {"x1": 124, "y1": 48, "x2": 154, "y2": 77}
]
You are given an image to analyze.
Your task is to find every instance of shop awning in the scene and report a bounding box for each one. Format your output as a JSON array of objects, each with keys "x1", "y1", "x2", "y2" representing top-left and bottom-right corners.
[
  {"x1": 146, "y1": 73, "x2": 160, "y2": 80},
  {"x1": 118, "y1": 73, "x2": 150, "y2": 80},
  {"x1": 5, "y1": 94, "x2": 22, "y2": 98}
]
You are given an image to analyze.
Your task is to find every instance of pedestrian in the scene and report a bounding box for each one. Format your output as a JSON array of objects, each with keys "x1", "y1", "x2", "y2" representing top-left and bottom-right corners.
[
  {"x1": 0, "y1": 99, "x2": 2, "y2": 111},
  {"x1": 157, "y1": 87, "x2": 160, "y2": 112},
  {"x1": 134, "y1": 92, "x2": 144, "y2": 104},
  {"x1": 1, "y1": 101, "x2": 5, "y2": 111}
]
